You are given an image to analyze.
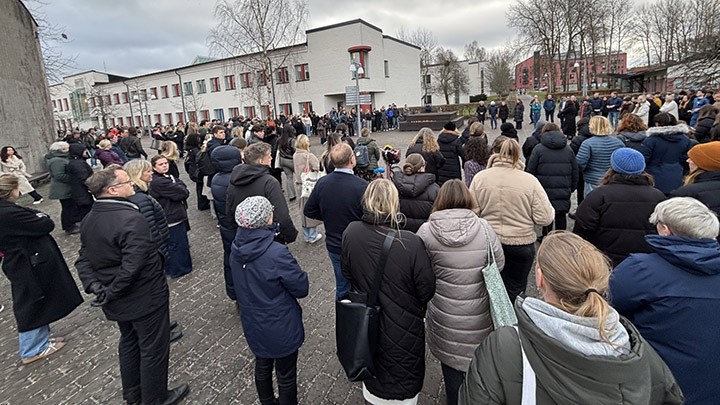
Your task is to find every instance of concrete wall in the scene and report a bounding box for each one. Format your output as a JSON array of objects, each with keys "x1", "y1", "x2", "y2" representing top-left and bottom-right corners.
[{"x1": 0, "y1": 0, "x2": 56, "y2": 174}]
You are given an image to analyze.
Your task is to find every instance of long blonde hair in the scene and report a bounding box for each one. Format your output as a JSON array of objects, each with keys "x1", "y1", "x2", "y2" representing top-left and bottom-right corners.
[
  {"x1": 124, "y1": 160, "x2": 152, "y2": 192},
  {"x1": 409, "y1": 127, "x2": 439, "y2": 153},
  {"x1": 362, "y1": 179, "x2": 401, "y2": 228},
  {"x1": 589, "y1": 116, "x2": 613, "y2": 136},
  {"x1": 160, "y1": 141, "x2": 179, "y2": 161},
  {"x1": 537, "y1": 231, "x2": 614, "y2": 343}
]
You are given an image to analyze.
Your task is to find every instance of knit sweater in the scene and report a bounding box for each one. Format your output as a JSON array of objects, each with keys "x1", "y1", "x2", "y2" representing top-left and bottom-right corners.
[{"x1": 576, "y1": 135, "x2": 624, "y2": 187}]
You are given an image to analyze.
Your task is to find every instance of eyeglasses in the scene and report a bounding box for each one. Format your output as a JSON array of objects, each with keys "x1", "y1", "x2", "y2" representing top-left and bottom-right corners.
[{"x1": 108, "y1": 180, "x2": 133, "y2": 188}]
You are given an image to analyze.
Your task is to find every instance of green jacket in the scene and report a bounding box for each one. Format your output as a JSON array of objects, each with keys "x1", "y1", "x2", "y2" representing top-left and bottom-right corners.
[
  {"x1": 45, "y1": 151, "x2": 72, "y2": 200},
  {"x1": 356, "y1": 136, "x2": 381, "y2": 170},
  {"x1": 459, "y1": 302, "x2": 683, "y2": 405}
]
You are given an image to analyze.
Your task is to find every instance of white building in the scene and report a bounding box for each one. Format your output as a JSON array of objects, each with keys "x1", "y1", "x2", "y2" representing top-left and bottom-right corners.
[
  {"x1": 423, "y1": 60, "x2": 492, "y2": 105},
  {"x1": 49, "y1": 19, "x2": 421, "y2": 132}
]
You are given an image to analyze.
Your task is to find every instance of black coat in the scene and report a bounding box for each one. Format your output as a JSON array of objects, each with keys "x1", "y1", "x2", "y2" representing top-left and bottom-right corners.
[
  {"x1": 569, "y1": 118, "x2": 592, "y2": 154},
  {"x1": 436, "y1": 131, "x2": 463, "y2": 185},
  {"x1": 694, "y1": 116, "x2": 715, "y2": 144},
  {"x1": 0, "y1": 201, "x2": 82, "y2": 332},
  {"x1": 522, "y1": 133, "x2": 541, "y2": 161},
  {"x1": 499, "y1": 104, "x2": 510, "y2": 120},
  {"x1": 211, "y1": 146, "x2": 243, "y2": 230},
  {"x1": 391, "y1": 170, "x2": 439, "y2": 233},
  {"x1": 226, "y1": 163, "x2": 298, "y2": 244},
  {"x1": 127, "y1": 187, "x2": 170, "y2": 261},
  {"x1": 341, "y1": 214, "x2": 436, "y2": 400},
  {"x1": 514, "y1": 103, "x2": 525, "y2": 122},
  {"x1": 75, "y1": 198, "x2": 167, "y2": 322},
  {"x1": 671, "y1": 170, "x2": 720, "y2": 232},
  {"x1": 573, "y1": 175, "x2": 666, "y2": 267},
  {"x1": 67, "y1": 146, "x2": 94, "y2": 206},
  {"x1": 526, "y1": 130, "x2": 579, "y2": 212},
  {"x1": 560, "y1": 101, "x2": 578, "y2": 137},
  {"x1": 149, "y1": 172, "x2": 189, "y2": 224},
  {"x1": 406, "y1": 140, "x2": 445, "y2": 178}
]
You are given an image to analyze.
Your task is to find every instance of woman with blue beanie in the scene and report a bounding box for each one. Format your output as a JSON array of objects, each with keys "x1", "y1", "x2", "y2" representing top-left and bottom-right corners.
[{"x1": 573, "y1": 147, "x2": 666, "y2": 267}]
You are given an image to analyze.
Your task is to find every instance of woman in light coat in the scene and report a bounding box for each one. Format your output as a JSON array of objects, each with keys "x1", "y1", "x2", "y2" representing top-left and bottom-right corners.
[
  {"x1": 293, "y1": 134, "x2": 323, "y2": 243},
  {"x1": 417, "y1": 179, "x2": 504, "y2": 405},
  {"x1": 0, "y1": 146, "x2": 43, "y2": 204}
]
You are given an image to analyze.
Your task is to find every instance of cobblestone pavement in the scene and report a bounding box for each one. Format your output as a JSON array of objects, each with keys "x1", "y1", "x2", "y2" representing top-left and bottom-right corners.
[{"x1": 0, "y1": 117, "x2": 557, "y2": 404}]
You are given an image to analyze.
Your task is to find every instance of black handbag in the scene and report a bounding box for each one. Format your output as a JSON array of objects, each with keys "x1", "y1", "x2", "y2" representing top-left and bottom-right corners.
[{"x1": 335, "y1": 229, "x2": 396, "y2": 381}]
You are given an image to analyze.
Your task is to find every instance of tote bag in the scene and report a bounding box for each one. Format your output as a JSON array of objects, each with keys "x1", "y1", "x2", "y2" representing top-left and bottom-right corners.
[
  {"x1": 300, "y1": 153, "x2": 324, "y2": 198},
  {"x1": 480, "y1": 222, "x2": 518, "y2": 328}
]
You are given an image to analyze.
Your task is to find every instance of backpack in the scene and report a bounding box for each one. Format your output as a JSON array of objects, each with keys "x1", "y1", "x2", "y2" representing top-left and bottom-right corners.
[
  {"x1": 195, "y1": 149, "x2": 215, "y2": 177},
  {"x1": 354, "y1": 144, "x2": 370, "y2": 167}
]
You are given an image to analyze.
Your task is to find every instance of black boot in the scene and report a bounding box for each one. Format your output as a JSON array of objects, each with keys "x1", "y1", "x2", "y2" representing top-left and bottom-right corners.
[{"x1": 161, "y1": 384, "x2": 190, "y2": 405}]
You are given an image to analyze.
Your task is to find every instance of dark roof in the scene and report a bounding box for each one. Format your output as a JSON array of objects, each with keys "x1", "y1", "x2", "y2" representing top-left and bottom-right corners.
[
  {"x1": 382, "y1": 35, "x2": 421, "y2": 50},
  {"x1": 306, "y1": 19, "x2": 382, "y2": 34}
]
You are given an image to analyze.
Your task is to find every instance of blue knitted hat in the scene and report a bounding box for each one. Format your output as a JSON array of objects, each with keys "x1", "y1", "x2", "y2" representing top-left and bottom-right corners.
[{"x1": 611, "y1": 148, "x2": 645, "y2": 175}]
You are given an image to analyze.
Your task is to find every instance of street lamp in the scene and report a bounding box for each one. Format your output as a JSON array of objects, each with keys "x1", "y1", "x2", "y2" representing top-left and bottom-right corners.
[
  {"x1": 574, "y1": 61, "x2": 588, "y2": 97},
  {"x1": 147, "y1": 94, "x2": 157, "y2": 127},
  {"x1": 349, "y1": 62, "x2": 364, "y2": 136}
]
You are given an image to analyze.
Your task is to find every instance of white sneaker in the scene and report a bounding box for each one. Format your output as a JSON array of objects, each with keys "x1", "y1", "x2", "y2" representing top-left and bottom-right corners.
[
  {"x1": 20, "y1": 341, "x2": 65, "y2": 365},
  {"x1": 309, "y1": 233, "x2": 323, "y2": 244},
  {"x1": 32, "y1": 198, "x2": 44, "y2": 205}
]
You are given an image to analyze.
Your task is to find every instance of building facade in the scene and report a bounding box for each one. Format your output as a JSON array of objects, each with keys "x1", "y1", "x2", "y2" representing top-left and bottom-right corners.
[
  {"x1": 49, "y1": 19, "x2": 421, "y2": 131},
  {"x1": 423, "y1": 60, "x2": 492, "y2": 106},
  {"x1": 514, "y1": 51, "x2": 628, "y2": 92}
]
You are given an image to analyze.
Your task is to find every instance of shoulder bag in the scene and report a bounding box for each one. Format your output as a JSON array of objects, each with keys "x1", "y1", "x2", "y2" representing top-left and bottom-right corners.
[
  {"x1": 335, "y1": 229, "x2": 396, "y2": 381},
  {"x1": 480, "y1": 222, "x2": 518, "y2": 328},
  {"x1": 300, "y1": 153, "x2": 324, "y2": 198}
]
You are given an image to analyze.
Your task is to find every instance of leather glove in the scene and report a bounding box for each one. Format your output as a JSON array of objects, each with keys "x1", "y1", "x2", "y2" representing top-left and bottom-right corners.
[
  {"x1": 90, "y1": 289, "x2": 109, "y2": 307},
  {"x1": 87, "y1": 282, "x2": 104, "y2": 295}
]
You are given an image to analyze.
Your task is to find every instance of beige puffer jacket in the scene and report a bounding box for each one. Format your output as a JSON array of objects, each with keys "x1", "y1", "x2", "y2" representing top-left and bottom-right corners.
[
  {"x1": 469, "y1": 155, "x2": 554, "y2": 245},
  {"x1": 417, "y1": 208, "x2": 505, "y2": 371}
]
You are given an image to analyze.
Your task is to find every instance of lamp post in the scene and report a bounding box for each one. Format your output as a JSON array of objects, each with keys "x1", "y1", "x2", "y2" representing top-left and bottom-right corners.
[
  {"x1": 349, "y1": 62, "x2": 364, "y2": 136},
  {"x1": 146, "y1": 94, "x2": 157, "y2": 127},
  {"x1": 574, "y1": 61, "x2": 588, "y2": 97}
]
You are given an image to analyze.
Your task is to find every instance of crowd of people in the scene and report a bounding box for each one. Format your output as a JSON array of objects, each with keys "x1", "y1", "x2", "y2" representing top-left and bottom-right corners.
[{"x1": 0, "y1": 87, "x2": 719, "y2": 405}]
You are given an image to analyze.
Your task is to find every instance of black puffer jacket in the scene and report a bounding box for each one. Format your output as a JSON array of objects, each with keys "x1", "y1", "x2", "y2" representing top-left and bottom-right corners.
[
  {"x1": 406, "y1": 139, "x2": 445, "y2": 178},
  {"x1": 560, "y1": 101, "x2": 578, "y2": 137},
  {"x1": 342, "y1": 213, "x2": 436, "y2": 400},
  {"x1": 573, "y1": 174, "x2": 666, "y2": 267},
  {"x1": 226, "y1": 163, "x2": 297, "y2": 244},
  {"x1": 617, "y1": 131, "x2": 648, "y2": 152},
  {"x1": 67, "y1": 144, "x2": 94, "y2": 206},
  {"x1": 127, "y1": 186, "x2": 169, "y2": 261},
  {"x1": 671, "y1": 170, "x2": 720, "y2": 234},
  {"x1": 437, "y1": 131, "x2": 463, "y2": 185},
  {"x1": 391, "y1": 170, "x2": 439, "y2": 233},
  {"x1": 149, "y1": 173, "x2": 190, "y2": 224},
  {"x1": 526, "y1": 130, "x2": 578, "y2": 212},
  {"x1": 570, "y1": 118, "x2": 592, "y2": 154},
  {"x1": 693, "y1": 116, "x2": 715, "y2": 144},
  {"x1": 211, "y1": 146, "x2": 243, "y2": 230}
]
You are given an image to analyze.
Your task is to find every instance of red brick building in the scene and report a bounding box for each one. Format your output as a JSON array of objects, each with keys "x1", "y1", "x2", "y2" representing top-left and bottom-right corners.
[{"x1": 515, "y1": 51, "x2": 628, "y2": 92}]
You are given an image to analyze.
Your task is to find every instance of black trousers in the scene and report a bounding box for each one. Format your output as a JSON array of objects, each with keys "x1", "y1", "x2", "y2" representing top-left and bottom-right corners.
[
  {"x1": 545, "y1": 110, "x2": 555, "y2": 122},
  {"x1": 441, "y1": 363, "x2": 465, "y2": 405},
  {"x1": 501, "y1": 243, "x2": 536, "y2": 304},
  {"x1": 195, "y1": 177, "x2": 210, "y2": 211},
  {"x1": 515, "y1": 121, "x2": 522, "y2": 130},
  {"x1": 255, "y1": 351, "x2": 298, "y2": 405},
  {"x1": 117, "y1": 302, "x2": 170, "y2": 404},
  {"x1": 219, "y1": 226, "x2": 237, "y2": 300},
  {"x1": 59, "y1": 198, "x2": 78, "y2": 231},
  {"x1": 543, "y1": 211, "x2": 568, "y2": 236}
]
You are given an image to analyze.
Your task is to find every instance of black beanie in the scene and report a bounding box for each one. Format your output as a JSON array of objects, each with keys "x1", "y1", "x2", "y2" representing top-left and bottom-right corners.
[
  {"x1": 500, "y1": 122, "x2": 517, "y2": 136},
  {"x1": 443, "y1": 121, "x2": 456, "y2": 131}
]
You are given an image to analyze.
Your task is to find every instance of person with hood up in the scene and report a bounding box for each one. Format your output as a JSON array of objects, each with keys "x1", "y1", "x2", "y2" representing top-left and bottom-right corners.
[
  {"x1": 498, "y1": 100, "x2": 510, "y2": 124},
  {"x1": 230, "y1": 196, "x2": 308, "y2": 405},
  {"x1": 416, "y1": 179, "x2": 504, "y2": 405},
  {"x1": 488, "y1": 101, "x2": 498, "y2": 129},
  {"x1": 521, "y1": 119, "x2": 546, "y2": 160},
  {"x1": 514, "y1": 99, "x2": 525, "y2": 130},
  {"x1": 391, "y1": 153, "x2": 440, "y2": 233},
  {"x1": 611, "y1": 197, "x2": 720, "y2": 404},
  {"x1": 641, "y1": 112, "x2": 693, "y2": 195},
  {"x1": 499, "y1": 122, "x2": 519, "y2": 142},
  {"x1": 210, "y1": 145, "x2": 244, "y2": 301},
  {"x1": 459, "y1": 232, "x2": 684, "y2": 405},
  {"x1": 671, "y1": 141, "x2": 720, "y2": 238},
  {"x1": 226, "y1": 142, "x2": 298, "y2": 244},
  {"x1": 406, "y1": 127, "x2": 446, "y2": 178},
  {"x1": 616, "y1": 113, "x2": 649, "y2": 151},
  {"x1": 573, "y1": 148, "x2": 666, "y2": 267},
  {"x1": 66, "y1": 143, "x2": 94, "y2": 223},
  {"x1": 576, "y1": 116, "x2": 624, "y2": 197},
  {"x1": 436, "y1": 122, "x2": 464, "y2": 186},
  {"x1": 526, "y1": 123, "x2": 578, "y2": 236}
]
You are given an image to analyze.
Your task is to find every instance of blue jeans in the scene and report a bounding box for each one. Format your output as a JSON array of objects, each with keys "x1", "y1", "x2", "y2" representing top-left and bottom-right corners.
[
  {"x1": 302, "y1": 226, "x2": 318, "y2": 241},
  {"x1": 328, "y1": 251, "x2": 350, "y2": 299},
  {"x1": 608, "y1": 111, "x2": 619, "y2": 129},
  {"x1": 167, "y1": 223, "x2": 192, "y2": 278},
  {"x1": 584, "y1": 181, "x2": 597, "y2": 198},
  {"x1": 19, "y1": 325, "x2": 50, "y2": 359},
  {"x1": 305, "y1": 125, "x2": 312, "y2": 136}
]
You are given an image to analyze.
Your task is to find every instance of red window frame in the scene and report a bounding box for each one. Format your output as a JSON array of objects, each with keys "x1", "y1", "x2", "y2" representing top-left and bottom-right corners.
[
  {"x1": 210, "y1": 77, "x2": 220, "y2": 92},
  {"x1": 172, "y1": 84, "x2": 181, "y2": 97},
  {"x1": 299, "y1": 101, "x2": 312, "y2": 114},
  {"x1": 176, "y1": 112, "x2": 184, "y2": 124},
  {"x1": 189, "y1": 111, "x2": 197, "y2": 122},
  {"x1": 244, "y1": 106, "x2": 256, "y2": 119},
  {"x1": 165, "y1": 113, "x2": 173, "y2": 125},
  {"x1": 276, "y1": 67, "x2": 289, "y2": 84},
  {"x1": 256, "y1": 71, "x2": 267, "y2": 86},
  {"x1": 225, "y1": 75, "x2": 235, "y2": 90},
  {"x1": 118, "y1": 117, "x2": 124, "y2": 126},
  {"x1": 161, "y1": 86, "x2": 169, "y2": 99},
  {"x1": 200, "y1": 110, "x2": 210, "y2": 120},
  {"x1": 241, "y1": 73, "x2": 251, "y2": 88},
  {"x1": 113, "y1": 94, "x2": 120, "y2": 104},
  {"x1": 295, "y1": 64, "x2": 309, "y2": 81},
  {"x1": 122, "y1": 92, "x2": 129, "y2": 103},
  {"x1": 52, "y1": 100, "x2": 57, "y2": 109},
  {"x1": 154, "y1": 114, "x2": 162, "y2": 125},
  {"x1": 150, "y1": 87, "x2": 158, "y2": 99},
  {"x1": 279, "y1": 103, "x2": 291, "y2": 115},
  {"x1": 229, "y1": 107, "x2": 240, "y2": 118},
  {"x1": 63, "y1": 98, "x2": 69, "y2": 110}
]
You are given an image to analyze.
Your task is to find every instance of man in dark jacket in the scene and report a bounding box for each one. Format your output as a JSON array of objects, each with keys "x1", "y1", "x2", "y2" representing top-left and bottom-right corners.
[
  {"x1": 436, "y1": 122, "x2": 464, "y2": 186},
  {"x1": 589, "y1": 92, "x2": 605, "y2": 116},
  {"x1": 606, "y1": 91, "x2": 622, "y2": 129},
  {"x1": 304, "y1": 144, "x2": 367, "y2": 299},
  {"x1": 211, "y1": 146, "x2": 243, "y2": 301},
  {"x1": 543, "y1": 94, "x2": 556, "y2": 123},
  {"x1": 119, "y1": 127, "x2": 147, "y2": 160},
  {"x1": 75, "y1": 167, "x2": 188, "y2": 405},
  {"x1": 226, "y1": 142, "x2": 297, "y2": 244}
]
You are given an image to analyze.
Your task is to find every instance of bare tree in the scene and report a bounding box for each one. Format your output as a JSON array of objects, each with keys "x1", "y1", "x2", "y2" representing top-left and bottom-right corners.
[
  {"x1": 486, "y1": 49, "x2": 515, "y2": 96},
  {"x1": 86, "y1": 83, "x2": 120, "y2": 130},
  {"x1": 396, "y1": 26, "x2": 438, "y2": 103},
  {"x1": 208, "y1": 0, "x2": 308, "y2": 119},
  {"x1": 463, "y1": 41, "x2": 487, "y2": 62},
  {"x1": 171, "y1": 92, "x2": 205, "y2": 121},
  {"x1": 23, "y1": 0, "x2": 76, "y2": 84},
  {"x1": 431, "y1": 48, "x2": 469, "y2": 105}
]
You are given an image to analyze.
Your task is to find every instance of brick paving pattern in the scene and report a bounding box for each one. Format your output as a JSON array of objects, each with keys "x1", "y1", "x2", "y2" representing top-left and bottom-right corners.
[{"x1": 0, "y1": 111, "x2": 554, "y2": 404}]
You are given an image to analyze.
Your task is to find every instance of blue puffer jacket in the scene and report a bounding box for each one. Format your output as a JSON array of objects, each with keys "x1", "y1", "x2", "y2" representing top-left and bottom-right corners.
[
  {"x1": 210, "y1": 146, "x2": 242, "y2": 229},
  {"x1": 641, "y1": 124, "x2": 693, "y2": 194},
  {"x1": 230, "y1": 226, "x2": 308, "y2": 358},
  {"x1": 610, "y1": 235, "x2": 720, "y2": 405}
]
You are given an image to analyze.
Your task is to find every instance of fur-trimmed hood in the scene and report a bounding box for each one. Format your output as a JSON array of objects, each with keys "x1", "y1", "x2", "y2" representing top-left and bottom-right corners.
[{"x1": 646, "y1": 124, "x2": 690, "y2": 137}]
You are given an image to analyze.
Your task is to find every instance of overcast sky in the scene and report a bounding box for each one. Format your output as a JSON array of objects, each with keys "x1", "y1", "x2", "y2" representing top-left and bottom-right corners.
[{"x1": 35, "y1": 0, "x2": 643, "y2": 79}]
